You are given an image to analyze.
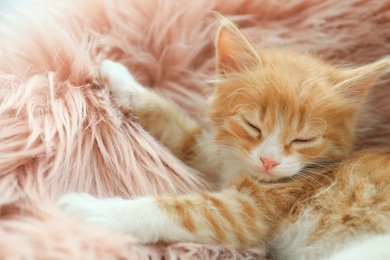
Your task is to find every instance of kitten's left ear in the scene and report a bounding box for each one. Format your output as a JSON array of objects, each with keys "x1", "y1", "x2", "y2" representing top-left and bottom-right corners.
[
  {"x1": 215, "y1": 16, "x2": 262, "y2": 75},
  {"x1": 336, "y1": 56, "x2": 390, "y2": 101}
]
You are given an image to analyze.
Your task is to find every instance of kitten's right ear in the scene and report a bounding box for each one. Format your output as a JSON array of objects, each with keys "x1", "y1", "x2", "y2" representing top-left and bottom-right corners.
[
  {"x1": 335, "y1": 56, "x2": 390, "y2": 101},
  {"x1": 216, "y1": 16, "x2": 262, "y2": 75}
]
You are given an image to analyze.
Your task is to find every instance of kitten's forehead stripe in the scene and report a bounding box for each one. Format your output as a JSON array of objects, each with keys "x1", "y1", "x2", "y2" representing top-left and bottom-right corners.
[{"x1": 261, "y1": 102, "x2": 277, "y2": 134}]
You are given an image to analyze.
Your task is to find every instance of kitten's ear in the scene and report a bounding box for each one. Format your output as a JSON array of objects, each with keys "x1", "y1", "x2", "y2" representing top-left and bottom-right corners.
[
  {"x1": 216, "y1": 17, "x2": 262, "y2": 75},
  {"x1": 335, "y1": 57, "x2": 390, "y2": 101}
]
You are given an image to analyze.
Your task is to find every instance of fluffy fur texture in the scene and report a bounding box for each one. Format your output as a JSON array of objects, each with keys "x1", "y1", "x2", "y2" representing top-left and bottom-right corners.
[
  {"x1": 58, "y1": 18, "x2": 390, "y2": 259},
  {"x1": 2, "y1": 0, "x2": 390, "y2": 259}
]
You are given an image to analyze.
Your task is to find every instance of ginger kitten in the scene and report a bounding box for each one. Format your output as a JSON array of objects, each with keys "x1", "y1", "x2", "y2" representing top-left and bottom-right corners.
[{"x1": 58, "y1": 18, "x2": 390, "y2": 259}]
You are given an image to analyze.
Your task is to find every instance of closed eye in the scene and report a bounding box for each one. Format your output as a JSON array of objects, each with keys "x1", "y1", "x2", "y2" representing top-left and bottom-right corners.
[
  {"x1": 241, "y1": 115, "x2": 261, "y2": 136},
  {"x1": 292, "y1": 137, "x2": 317, "y2": 144},
  {"x1": 241, "y1": 116, "x2": 262, "y2": 136},
  {"x1": 248, "y1": 122, "x2": 261, "y2": 132}
]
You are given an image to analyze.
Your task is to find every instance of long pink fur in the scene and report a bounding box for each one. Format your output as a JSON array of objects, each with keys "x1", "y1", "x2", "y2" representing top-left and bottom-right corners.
[{"x1": 1, "y1": 0, "x2": 390, "y2": 259}]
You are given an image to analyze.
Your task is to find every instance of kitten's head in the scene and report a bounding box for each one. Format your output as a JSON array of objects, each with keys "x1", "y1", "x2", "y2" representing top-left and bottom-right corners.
[{"x1": 209, "y1": 18, "x2": 390, "y2": 182}]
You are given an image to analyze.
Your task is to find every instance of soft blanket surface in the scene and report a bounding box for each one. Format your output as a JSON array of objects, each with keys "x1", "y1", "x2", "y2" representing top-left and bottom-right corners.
[{"x1": 1, "y1": 0, "x2": 390, "y2": 259}]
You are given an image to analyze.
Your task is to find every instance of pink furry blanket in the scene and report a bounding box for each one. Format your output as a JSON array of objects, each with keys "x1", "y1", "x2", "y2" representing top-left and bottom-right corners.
[{"x1": 1, "y1": 0, "x2": 390, "y2": 259}]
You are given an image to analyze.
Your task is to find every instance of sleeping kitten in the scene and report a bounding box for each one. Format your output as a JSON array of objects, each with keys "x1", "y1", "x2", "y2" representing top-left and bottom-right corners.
[{"x1": 58, "y1": 18, "x2": 390, "y2": 259}]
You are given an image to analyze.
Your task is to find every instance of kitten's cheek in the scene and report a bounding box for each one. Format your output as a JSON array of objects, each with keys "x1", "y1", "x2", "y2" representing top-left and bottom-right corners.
[{"x1": 280, "y1": 164, "x2": 304, "y2": 178}]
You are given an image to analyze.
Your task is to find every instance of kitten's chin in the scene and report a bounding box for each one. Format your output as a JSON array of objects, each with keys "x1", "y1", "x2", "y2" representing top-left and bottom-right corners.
[
  {"x1": 247, "y1": 166, "x2": 300, "y2": 182},
  {"x1": 257, "y1": 173, "x2": 284, "y2": 182},
  {"x1": 247, "y1": 169, "x2": 285, "y2": 182}
]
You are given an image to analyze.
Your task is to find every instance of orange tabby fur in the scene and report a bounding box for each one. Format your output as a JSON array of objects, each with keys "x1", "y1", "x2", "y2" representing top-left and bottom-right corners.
[
  {"x1": 126, "y1": 17, "x2": 390, "y2": 184},
  {"x1": 155, "y1": 150, "x2": 390, "y2": 248},
  {"x1": 59, "y1": 17, "x2": 390, "y2": 259},
  {"x1": 129, "y1": 18, "x2": 390, "y2": 256}
]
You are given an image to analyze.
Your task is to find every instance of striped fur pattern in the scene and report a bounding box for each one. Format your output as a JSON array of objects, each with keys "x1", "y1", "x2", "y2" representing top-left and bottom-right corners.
[{"x1": 58, "y1": 18, "x2": 390, "y2": 259}]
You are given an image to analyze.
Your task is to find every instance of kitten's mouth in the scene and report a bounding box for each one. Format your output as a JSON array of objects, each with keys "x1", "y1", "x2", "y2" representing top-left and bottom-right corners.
[{"x1": 250, "y1": 166, "x2": 281, "y2": 181}]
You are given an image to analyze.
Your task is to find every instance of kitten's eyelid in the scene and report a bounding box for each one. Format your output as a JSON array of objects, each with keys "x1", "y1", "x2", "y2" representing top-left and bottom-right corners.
[
  {"x1": 248, "y1": 122, "x2": 259, "y2": 131},
  {"x1": 243, "y1": 118, "x2": 261, "y2": 133},
  {"x1": 291, "y1": 136, "x2": 318, "y2": 144},
  {"x1": 238, "y1": 114, "x2": 262, "y2": 136},
  {"x1": 294, "y1": 138, "x2": 314, "y2": 143}
]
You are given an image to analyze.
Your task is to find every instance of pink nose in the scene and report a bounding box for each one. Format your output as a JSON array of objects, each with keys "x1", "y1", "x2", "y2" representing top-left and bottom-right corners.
[{"x1": 260, "y1": 157, "x2": 279, "y2": 171}]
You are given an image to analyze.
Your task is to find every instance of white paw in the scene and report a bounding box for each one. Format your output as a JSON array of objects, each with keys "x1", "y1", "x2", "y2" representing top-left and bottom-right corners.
[
  {"x1": 100, "y1": 59, "x2": 147, "y2": 107},
  {"x1": 57, "y1": 192, "x2": 123, "y2": 232},
  {"x1": 58, "y1": 193, "x2": 196, "y2": 244}
]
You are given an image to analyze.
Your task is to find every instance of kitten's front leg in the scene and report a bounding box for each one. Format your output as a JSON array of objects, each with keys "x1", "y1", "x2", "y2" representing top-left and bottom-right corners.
[
  {"x1": 57, "y1": 193, "x2": 196, "y2": 243},
  {"x1": 58, "y1": 178, "x2": 271, "y2": 247},
  {"x1": 100, "y1": 60, "x2": 204, "y2": 162}
]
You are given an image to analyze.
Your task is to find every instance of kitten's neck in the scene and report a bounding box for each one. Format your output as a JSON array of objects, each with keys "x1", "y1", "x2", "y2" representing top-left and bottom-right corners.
[
  {"x1": 218, "y1": 163, "x2": 244, "y2": 188},
  {"x1": 187, "y1": 130, "x2": 242, "y2": 189}
]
